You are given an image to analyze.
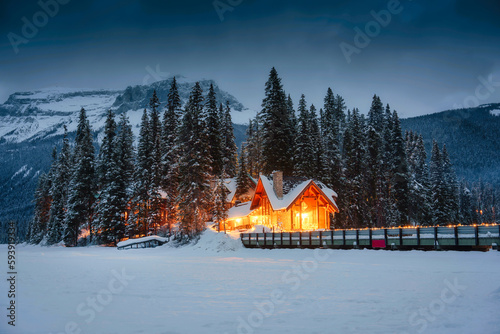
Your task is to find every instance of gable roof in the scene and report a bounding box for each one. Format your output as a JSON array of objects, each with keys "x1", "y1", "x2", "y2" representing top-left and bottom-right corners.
[
  {"x1": 223, "y1": 176, "x2": 257, "y2": 203},
  {"x1": 250, "y1": 175, "x2": 339, "y2": 212},
  {"x1": 226, "y1": 201, "x2": 255, "y2": 219}
]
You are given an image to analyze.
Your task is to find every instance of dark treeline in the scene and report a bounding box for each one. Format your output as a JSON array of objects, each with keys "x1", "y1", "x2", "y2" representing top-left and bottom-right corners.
[
  {"x1": 26, "y1": 78, "x2": 238, "y2": 246},
  {"x1": 242, "y1": 68, "x2": 499, "y2": 228},
  {"x1": 25, "y1": 68, "x2": 499, "y2": 245}
]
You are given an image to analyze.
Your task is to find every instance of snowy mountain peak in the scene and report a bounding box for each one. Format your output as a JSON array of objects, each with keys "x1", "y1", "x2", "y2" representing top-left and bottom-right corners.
[{"x1": 0, "y1": 78, "x2": 256, "y2": 143}]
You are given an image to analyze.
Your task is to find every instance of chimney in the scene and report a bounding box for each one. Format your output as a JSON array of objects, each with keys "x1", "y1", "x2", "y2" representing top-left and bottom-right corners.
[{"x1": 272, "y1": 171, "x2": 283, "y2": 199}]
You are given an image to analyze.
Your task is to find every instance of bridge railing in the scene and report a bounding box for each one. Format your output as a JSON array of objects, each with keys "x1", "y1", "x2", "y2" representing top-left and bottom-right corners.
[{"x1": 240, "y1": 224, "x2": 500, "y2": 250}]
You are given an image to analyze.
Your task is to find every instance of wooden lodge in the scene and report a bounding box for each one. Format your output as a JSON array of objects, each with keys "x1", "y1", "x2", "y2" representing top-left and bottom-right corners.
[{"x1": 221, "y1": 171, "x2": 339, "y2": 232}]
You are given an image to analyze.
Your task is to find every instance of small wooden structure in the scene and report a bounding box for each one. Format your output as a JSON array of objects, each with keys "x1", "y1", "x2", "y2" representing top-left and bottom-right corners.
[{"x1": 117, "y1": 236, "x2": 168, "y2": 250}]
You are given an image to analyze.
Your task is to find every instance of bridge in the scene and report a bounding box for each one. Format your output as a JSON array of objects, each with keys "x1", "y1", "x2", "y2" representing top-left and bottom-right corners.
[
  {"x1": 240, "y1": 224, "x2": 500, "y2": 251},
  {"x1": 117, "y1": 235, "x2": 168, "y2": 250}
]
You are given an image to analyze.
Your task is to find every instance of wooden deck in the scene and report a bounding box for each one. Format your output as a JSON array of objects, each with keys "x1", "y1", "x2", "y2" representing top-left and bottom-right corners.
[{"x1": 240, "y1": 224, "x2": 500, "y2": 251}]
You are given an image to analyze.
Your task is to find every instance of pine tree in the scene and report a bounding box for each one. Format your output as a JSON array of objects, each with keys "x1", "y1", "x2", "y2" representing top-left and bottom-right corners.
[
  {"x1": 245, "y1": 118, "x2": 263, "y2": 178},
  {"x1": 130, "y1": 109, "x2": 152, "y2": 236},
  {"x1": 458, "y1": 180, "x2": 474, "y2": 225},
  {"x1": 322, "y1": 88, "x2": 344, "y2": 192},
  {"x1": 429, "y1": 141, "x2": 447, "y2": 225},
  {"x1": 295, "y1": 94, "x2": 315, "y2": 178},
  {"x1": 149, "y1": 91, "x2": 164, "y2": 235},
  {"x1": 390, "y1": 111, "x2": 410, "y2": 225},
  {"x1": 368, "y1": 95, "x2": 384, "y2": 133},
  {"x1": 213, "y1": 175, "x2": 229, "y2": 233},
  {"x1": 64, "y1": 108, "x2": 96, "y2": 246},
  {"x1": 379, "y1": 104, "x2": 395, "y2": 226},
  {"x1": 29, "y1": 172, "x2": 52, "y2": 244},
  {"x1": 221, "y1": 101, "x2": 238, "y2": 178},
  {"x1": 205, "y1": 84, "x2": 223, "y2": 177},
  {"x1": 342, "y1": 108, "x2": 367, "y2": 227},
  {"x1": 286, "y1": 94, "x2": 297, "y2": 140},
  {"x1": 46, "y1": 127, "x2": 72, "y2": 245},
  {"x1": 260, "y1": 67, "x2": 294, "y2": 175},
  {"x1": 441, "y1": 144, "x2": 459, "y2": 223},
  {"x1": 405, "y1": 132, "x2": 432, "y2": 225},
  {"x1": 334, "y1": 94, "x2": 347, "y2": 132},
  {"x1": 114, "y1": 112, "x2": 135, "y2": 240},
  {"x1": 177, "y1": 82, "x2": 212, "y2": 237},
  {"x1": 365, "y1": 125, "x2": 382, "y2": 227},
  {"x1": 93, "y1": 110, "x2": 124, "y2": 245},
  {"x1": 235, "y1": 147, "x2": 254, "y2": 201},
  {"x1": 162, "y1": 78, "x2": 182, "y2": 235},
  {"x1": 309, "y1": 104, "x2": 324, "y2": 179}
]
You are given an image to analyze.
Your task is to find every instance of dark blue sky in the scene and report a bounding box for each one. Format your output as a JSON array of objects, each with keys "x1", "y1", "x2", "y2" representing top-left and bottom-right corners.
[{"x1": 1, "y1": 0, "x2": 500, "y2": 117}]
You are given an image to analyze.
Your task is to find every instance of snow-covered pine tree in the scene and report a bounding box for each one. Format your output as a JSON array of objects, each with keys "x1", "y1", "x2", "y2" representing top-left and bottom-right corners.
[
  {"x1": 368, "y1": 95, "x2": 384, "y2": 134},
  {"x1": 390, "y1": 111, "x2": 410, "y2": 226},
  {"x1": 64, "y1": 108, "x2": 96, "y2": 246},
  {"x1": 365, "y1": 125, "x2": 382, "y2": 227},
  {"x1": 379, "y1": 104, "x2": 395, "y2": 226},
  {"x1": 286, "y1": 94, "x2": 297, "y2": 140},
  {"x1": 429, "y1": 141, "x2": 447, "y2": 226},
  {"x1": 28, "y1": 172, "x2": 52, "y2": 244},
  {"x1": 364, "y1": 96, "x2": 386, "y2": 227},
  {"x1": 406, "y1": 132, "x2": 432, "y2": 225},
  {"x1": 130, "y1": 109, "x2": 152, "y2": 236},
  {"x1": 114, "y1": 112, "x2": 135, "y2": 240},
  {"x1": 260, "y1": 67, "x2": 294, "y2": 175},
  {"x1": 321, "y1": 88, "x2": 344, "y2": 192},
  {"x1": 295, "y1": 94, "x2": 315, "y2": 178},
  {"x1": 213, "y1": 174, "x2": 229, "y2": 233},
  {"x1": 334, "y1": 94, "x2": 347, "y2": 133},
  {"x1": 177, "y1": 82, "x2": 212, "y2": 237},
  {"x1": 285, "y1": 93, "x2": 297, "y2": 163},
  {"x1": 93, "y1": 110, "x2": 123, "y2": 245},
  {"x1": 245, "y1": 117, "x2": 263, "y2": 178},
  {"x1": 96, "y1": 110, "x2": 117, "y2": 188},
  {"x1": 458, "y1": 180, "x2": 473, "y2": 225},
  {"x1": 46, "y1": 126, "x2": 72, "y2": 245},
  {"x1": 205, "y1": 85, "x2": 223, "y2": 177},
  {"x1": 149, "y1": 91, "x2": 164, "y2": 235},
  {"x1": 342, "y1": 108, "x2": 368, "y2": 228},
  {"x1": 161, "y1": 78, "x2": 182, "y2": 236},
  {"x1": 29, "y1": 147, "x2": 59, "y2": 244},
  {"x1": 235, "y1": 146, "x2": 254, "y2": 201},
  {"x1": 221, "y1": 101, "x2": 238, "y2": 178},
  {"x1": 309, "y1": 104, "x2": 324, "y2": 180},
  {"x1": 441, "y1": 144, "x2": 459, "y2": 223}
]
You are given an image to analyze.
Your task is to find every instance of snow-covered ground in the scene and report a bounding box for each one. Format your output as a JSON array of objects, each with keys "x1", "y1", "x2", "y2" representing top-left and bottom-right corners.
[{"x1": 1, "y1": 230, "x2": 499, "y2": 334}]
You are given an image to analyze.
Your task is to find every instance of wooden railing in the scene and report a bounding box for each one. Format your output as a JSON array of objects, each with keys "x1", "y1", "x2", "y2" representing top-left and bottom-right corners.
[{"x1": 240, "y1": 224, "x2": 500, "y2": 250}]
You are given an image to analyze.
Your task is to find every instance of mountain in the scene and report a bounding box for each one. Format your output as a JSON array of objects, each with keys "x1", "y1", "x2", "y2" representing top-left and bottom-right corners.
[
  {"x1": 401, "y1": 103, "x2": 500, "y2": 186},
  {"x1": 0, "y1": 78, "x2": 256, "y2": 238},
  {"x1": 0, "y1": 77, "x2": 255, "y2": 144}
]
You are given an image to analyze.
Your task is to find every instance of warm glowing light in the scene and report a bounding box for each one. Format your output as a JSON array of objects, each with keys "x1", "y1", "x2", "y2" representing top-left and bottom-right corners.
[{"x1": 78, "y1": 228, "x2": 90, "y2": 240}]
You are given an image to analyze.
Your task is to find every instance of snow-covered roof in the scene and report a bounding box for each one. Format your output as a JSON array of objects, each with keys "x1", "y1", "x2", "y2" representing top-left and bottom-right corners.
[
  {"x1": 222, "y1": 176, "x2": 257, "y2": 203},
  {"x1": 252, "y1": 175, "x2": 339, "y2": 212},
  {"x1": 116, "y1": 235, "x2": 168, "y2": 248},
  {"x1": 227, "y1": 201, "x2": 255, "y2": 219},
  {"x1": 315, "y1": 181, "x2": 339, "y2": 199},
  {"x1": 224, "y1": 177, "x2": 237, "y2": 202}
]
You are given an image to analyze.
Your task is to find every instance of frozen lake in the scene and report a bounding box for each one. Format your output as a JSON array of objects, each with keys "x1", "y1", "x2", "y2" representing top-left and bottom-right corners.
[{"x1": 1, "y1": 230, "x2": 500, "y2": 334}]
